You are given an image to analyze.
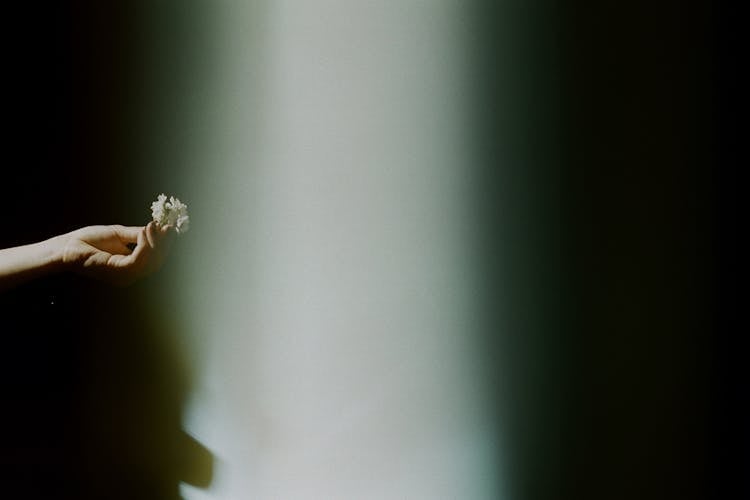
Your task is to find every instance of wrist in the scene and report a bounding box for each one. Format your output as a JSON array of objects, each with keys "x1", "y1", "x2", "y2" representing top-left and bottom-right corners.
[
  {"x1": 43, "y1": 234, "x2": 72, "y2": 273},
  {"x1": 0, "y1": 234, "x2": 69, "y2": 291}
]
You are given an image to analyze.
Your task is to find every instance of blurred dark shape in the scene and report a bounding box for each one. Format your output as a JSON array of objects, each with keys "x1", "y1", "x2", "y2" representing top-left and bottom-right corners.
[
  {"x1": 472, "y1": 0, "x2": 731, "y2": 499},
  {"x1": 1, "y1": 277, "x2": 213, "y2": 499},
  {"x1": 1, "y1": 2, "x2": 214, "y2": 498}
]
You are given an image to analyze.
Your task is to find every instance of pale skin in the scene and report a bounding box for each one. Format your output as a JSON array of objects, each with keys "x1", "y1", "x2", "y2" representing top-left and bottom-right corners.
[{"x1": 0, "y1": 222, "x2": 174, "y2": 292}]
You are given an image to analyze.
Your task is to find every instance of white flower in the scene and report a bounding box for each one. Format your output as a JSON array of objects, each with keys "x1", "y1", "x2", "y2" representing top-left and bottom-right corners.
[
  {"x1": 150, "y1": 193, "x2": 169, "y2": 226},
  {"x1": 150, "y1": 193, "x2": 190, "y2": 234}
]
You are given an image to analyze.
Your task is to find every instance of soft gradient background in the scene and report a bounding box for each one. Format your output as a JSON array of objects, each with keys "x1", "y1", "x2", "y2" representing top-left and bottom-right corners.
[
  {"x1": 172, "y1": 2, "x2": 499, "y2": 498},
  {"x1": 1, "y1": 1, "x2": 735, "y2": 499}
]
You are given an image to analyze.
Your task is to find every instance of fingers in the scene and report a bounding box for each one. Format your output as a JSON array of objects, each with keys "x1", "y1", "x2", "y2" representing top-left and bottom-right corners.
[
  {"x1": 145, "y1": 221, "x2": 175, "y2": 246},
  {"x1": 146, "y1": 222, "x2": 175, "y2": 274},
  {"x1": 71, "y1": 222, "x2": 179, "y2": 286},
  {"x1": 107, "y1": 252, "x2": 135, "y2": 269},
  {"x1": 126, "y1": 222, "x2": 174, "y2": 274},
  {"x1": 103, "y1": 251, "x2": 141, "y2": 286},
  {"x1": 95, "y1": 222, "x2": 178, "y2": 285},
  {"x1": 145, "y1": 221, "x2": 157, "y2": 248},
  {"x1": 131, "y1": 225, "x2": 150, "y2": 260},
  {"x1": 155, "y1": 223, "x2": 176, "y2": 255},
  {"x1": 111, "y1": 225, "x2": 143, "y2": 245}
]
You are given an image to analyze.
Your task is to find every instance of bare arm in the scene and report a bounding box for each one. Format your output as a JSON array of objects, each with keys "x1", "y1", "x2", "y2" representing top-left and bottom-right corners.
[
  {"x1": 0, "y1": 222, "x2": 174, "y2": 292},
  {"x1": 0, "y1": 237, "x2": 64, "y2": 291}
]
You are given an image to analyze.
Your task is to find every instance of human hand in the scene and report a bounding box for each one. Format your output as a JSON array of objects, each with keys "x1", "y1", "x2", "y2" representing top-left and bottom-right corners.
[{"x1": 60, "y1": 222, "x2": 175, "y2": 286}]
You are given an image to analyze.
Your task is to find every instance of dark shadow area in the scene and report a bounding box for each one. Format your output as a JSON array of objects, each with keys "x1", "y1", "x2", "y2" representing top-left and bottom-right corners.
[
  {"x1": 471, "y1": 0, "x2": 734, "y2": 499},
  {"x1": 1, "y1": 277, "x2": 213, "y2": 499},
  {"x1": 1, "y1": 1, "x2": 215, "y2": 498}
]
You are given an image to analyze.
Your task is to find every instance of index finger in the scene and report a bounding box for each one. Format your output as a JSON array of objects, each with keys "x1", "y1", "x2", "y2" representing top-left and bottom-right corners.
[{"x1": 111, "y1": 225, "x2": 144, "y2": 245}]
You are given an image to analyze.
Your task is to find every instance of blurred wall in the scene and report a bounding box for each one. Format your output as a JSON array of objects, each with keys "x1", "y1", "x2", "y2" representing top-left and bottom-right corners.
[
  {"x1": 172, "y1": 1, "x2": 501, "y2": 499},
  {"x1": 1, "y1": 1, "x2": 723, "y2": 499}
]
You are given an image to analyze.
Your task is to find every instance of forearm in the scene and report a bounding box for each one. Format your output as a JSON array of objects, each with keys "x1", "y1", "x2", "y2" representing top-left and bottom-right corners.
[{"x1": 0, "y1": 235, "x2": 67, "y2": 292}]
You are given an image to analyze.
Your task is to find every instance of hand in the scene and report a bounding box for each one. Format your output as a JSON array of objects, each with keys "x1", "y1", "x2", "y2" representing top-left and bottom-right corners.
[{"x1": 60, "y1": 222, "x2": 175, "y2": 285}]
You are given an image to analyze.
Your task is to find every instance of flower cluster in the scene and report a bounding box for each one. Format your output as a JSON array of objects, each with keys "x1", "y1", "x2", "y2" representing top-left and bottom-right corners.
[{"x1": 151, "y1": 193, "x2": 190, "y2": 234}]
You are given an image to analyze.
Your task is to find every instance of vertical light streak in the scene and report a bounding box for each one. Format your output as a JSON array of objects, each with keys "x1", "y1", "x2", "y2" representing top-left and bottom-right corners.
[{"x1": 178, "y1": 2, "x2": 501, "y2": 498}]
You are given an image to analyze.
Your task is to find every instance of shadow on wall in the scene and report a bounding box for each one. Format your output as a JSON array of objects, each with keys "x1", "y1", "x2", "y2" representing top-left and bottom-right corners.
[
  {"x1": 1, "y1": 2, "x2": 216, "y2": 497},
  {"x1": 0, "y1": 276, "x2": 213, "y2": 499}
]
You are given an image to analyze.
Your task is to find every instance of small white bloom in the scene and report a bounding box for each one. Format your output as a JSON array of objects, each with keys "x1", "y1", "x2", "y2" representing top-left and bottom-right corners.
[
  {"x1": 150, "y1": 193, "x2": 169, "y2": 225},
  {"x1": 150, "y1": 193, "x2": 190, "y2": 234},
  {"x1": 175, "y1": 214, "x2": 190, "y2": 234}
]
